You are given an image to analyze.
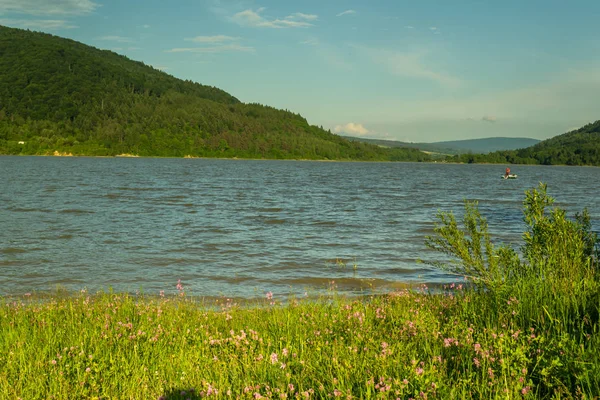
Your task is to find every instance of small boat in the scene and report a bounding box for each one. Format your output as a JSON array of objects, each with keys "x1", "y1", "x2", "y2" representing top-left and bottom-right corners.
[{"x1": 502, "y1": 174, "x2": 518, "y2": 180}]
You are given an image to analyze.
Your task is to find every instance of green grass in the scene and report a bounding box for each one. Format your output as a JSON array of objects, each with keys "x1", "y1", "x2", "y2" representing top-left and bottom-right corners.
[{"x1": 1, "y1": 184, "x2": 598, "y2": 399}]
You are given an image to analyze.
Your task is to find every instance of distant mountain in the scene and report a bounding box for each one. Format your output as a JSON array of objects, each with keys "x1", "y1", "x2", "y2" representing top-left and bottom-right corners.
[
  {"x1": 449, "y1": 120, "x2": 600, "y2": 166},
  {"x1": 429, "y1": 137, "x2": 541, "y2": 153},
  {"x1": 343, "y1": 136, "x2": 540, "y2": 155},
  {"x1": 0, "y1": 25, "x2": 429, "y2": 161}
]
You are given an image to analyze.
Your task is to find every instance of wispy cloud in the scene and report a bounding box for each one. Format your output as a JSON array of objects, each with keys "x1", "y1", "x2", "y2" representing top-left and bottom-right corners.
[
  {"x1": 356, "y1": 45, "x2": 461, "y2": 88},
  {"x1": 0, "y1": 0, "x2": 99, "y2": 16},
  {"x1": 98, "y1": 35, "x2": 134, "y2": 43},
  {"x1": 166, "y1": 44, "x2": 255, "y2": 53},
  {"x1": 291, "y1": 12, "x2": 318, "y2": 21},
  {"x1": 171, "y1": 34, "x2": 254, "y2": 53},
  {"x1": 334, "y1": 122, "x2": 369, "y2": 136},
  {"x1": 0, "y1": 18, "x2": 77, "y2": 30},
  {"x1": 482, "y1": 115, "x2": 497, "y2": 123},
  {"x1": 336, "y1": 10, "x2": 356, "y2": 17},
  {"x1": 185, "y1": 35, "x2": 240, "y2": 43},
  {"x1": 361, "y1": 67, "x2": 600, "y2": 125},
  {"x1": 230, "y1": 8, "x2": 316, "y2": 28},
  {"x1": 429, "y1": 27, "x2": 440, "y2": 34},
  {"x1": 300, "y1": 37, "x2": 319, "y2": 46}
]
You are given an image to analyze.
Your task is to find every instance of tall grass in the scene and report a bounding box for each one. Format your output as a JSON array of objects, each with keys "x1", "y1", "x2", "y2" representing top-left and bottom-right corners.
[{"x1": 1, "y1": 184, "x2": 598, "y2": 399}]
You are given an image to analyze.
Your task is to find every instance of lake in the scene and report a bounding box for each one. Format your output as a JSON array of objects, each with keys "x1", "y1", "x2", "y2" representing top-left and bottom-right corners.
[{"x1": 1, "y1": 156, "x2": 599, "y2": 299}]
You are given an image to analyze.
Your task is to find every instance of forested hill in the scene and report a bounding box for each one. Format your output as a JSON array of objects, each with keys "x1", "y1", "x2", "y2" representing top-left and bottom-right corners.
[
  {"x1": 448, "y1": 121, "x2": 600, "y2": 166},
  {"x1": 0, "y1": 26, "x2": 429, "y2": 161}
]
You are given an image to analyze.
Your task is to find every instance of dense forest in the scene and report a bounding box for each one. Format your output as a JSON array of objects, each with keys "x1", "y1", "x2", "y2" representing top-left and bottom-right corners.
[
  {"x1": 0, "y1": 25, "x2": 429, "y2": 161},
  {"x1": 447, "y1": 121, "x2": 600, "y2": 166}
]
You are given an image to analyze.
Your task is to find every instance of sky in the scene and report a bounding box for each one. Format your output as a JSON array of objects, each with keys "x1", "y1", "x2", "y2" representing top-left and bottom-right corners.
[{"x1": 1, "y1": 0, "x2": 599, "y2": 142}]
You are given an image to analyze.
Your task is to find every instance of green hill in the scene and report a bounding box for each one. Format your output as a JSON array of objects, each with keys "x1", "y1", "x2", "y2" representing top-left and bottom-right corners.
[
  {"x1": 449, "y1": 121, "x2": 600, "y2": 166},
  {"x1": 0, "y1": 25, "x2": 429, "y2": 161}
]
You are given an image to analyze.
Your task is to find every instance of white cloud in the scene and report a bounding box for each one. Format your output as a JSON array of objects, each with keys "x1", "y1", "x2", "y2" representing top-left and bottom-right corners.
[
  {"x1": 166, "y1": 44, "x2": 255, "y2": 53},
  {"x1": 355, "y1": 45, "x2": 461, "y2": 88},
  {"x1": 185, "y1": 35, "x2": 240, "y2": 43},
  {"x1": 482, "y1": 115, "x2": 497, "y2": 123},
  {"x1": 336, "y1": 10, "x2": 356, "y2": 17},
  {"x1": 404, "y1": 25, "x2": 414, "y2": 29},
  {"x1": 230, "y1": 8, "x2": 316, "y2": 28},
  {"x1": 98, "y1": 35, "x2": 134, "y2": 43},
  {"x1": 291, "y1": 12, "x2": 318, "y2": 21},
  {"x1": 0, "y1": 0, "x2": 99, "y2": 16},
  {"x1": 333, "y1": 122, "x2": 369, "y2": 136},
  {"x1": 0, "y1": 18, "x2": 77, "y2": 29}
]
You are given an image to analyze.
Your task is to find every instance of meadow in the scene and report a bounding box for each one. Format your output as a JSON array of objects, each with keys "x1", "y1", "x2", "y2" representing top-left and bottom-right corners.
[{"x1": 1, "y1": 184, "x2": 598, "y2": 399}]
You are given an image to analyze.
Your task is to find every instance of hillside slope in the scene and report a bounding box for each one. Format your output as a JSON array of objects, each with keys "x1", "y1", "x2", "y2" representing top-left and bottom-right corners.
[
  {"x1": 0, "y1": 25, "x2": 428, "y2": 161},
  {"x1": 449, "y1": 121, "x2": 600, "y2": 165}
]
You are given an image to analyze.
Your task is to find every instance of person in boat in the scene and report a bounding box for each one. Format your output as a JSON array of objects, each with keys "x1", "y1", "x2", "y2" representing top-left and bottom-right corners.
[{"x1": 505, "y1": 167, "x2": 511, "y2": 178}]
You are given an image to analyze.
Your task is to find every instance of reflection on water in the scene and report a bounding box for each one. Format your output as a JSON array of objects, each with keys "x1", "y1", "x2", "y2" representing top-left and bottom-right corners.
[{"x1": 1, "y1": 156, "x2": 598, "y2": 298}]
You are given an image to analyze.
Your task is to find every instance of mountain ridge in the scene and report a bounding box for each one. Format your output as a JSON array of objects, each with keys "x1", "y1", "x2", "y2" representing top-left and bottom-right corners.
[{"x1": 343, "y1": 136, "x2": 541, "y2": 155}]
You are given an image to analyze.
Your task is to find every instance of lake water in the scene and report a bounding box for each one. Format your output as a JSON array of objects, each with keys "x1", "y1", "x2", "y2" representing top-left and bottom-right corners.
[{"x1": 1, "y1": 156, "x2": 599, "y2": 299}]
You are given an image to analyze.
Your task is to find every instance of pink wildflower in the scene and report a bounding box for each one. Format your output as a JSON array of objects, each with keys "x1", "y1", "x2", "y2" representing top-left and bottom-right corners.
[{"x1": 266, "y1": 291, "x2": 273, "y2": 300}]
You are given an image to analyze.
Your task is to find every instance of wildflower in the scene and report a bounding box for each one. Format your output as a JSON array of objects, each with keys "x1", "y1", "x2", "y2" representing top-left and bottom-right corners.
[
  {"x1": 333, "y1": 389, "x2": 342, "y2": 397},
  {"x1": 51, "y1": 359, "x2": 57, "y2": 365},
  {"x1": 176, "y1": 280, "x2": 184, "y2": 291},
  {"x1": 288, "y1": 384, "x2": 294, "y2": 392},
  {"x1": 415, "y1": 367, "x2": 424, "y2": 375},
  {"x1": 473, "y1": 358, "x2": 480, "y2": 368},
  {"x1": 521, "y1": 386, "x2": 530, "y2": 395},
  {"x1": 270, "y1": 353, "x2": 278, "y2": 364},
  {"x1": 266, "y1": 291, "x2": 273, "y2": 300},
  {"x1": 282, "y1": 348, "x2": 289, "y2": 357},
  {"x1": 280, "y1": 363, "x2": 286, "y2": 369},
  {"x1": 85, "y1": 367, "x2": 91, "y2": 373}
]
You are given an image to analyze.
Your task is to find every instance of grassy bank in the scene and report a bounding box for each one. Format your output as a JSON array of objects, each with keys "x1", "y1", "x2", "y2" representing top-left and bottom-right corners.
[{"x1": 1, "y1": 184, "x2": 598, "y2": 399}]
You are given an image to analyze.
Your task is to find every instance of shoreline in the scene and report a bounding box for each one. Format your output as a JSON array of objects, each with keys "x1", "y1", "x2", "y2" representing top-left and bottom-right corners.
[{"x1": 3, "y1": 152, "x2": 598, "y2": 167}]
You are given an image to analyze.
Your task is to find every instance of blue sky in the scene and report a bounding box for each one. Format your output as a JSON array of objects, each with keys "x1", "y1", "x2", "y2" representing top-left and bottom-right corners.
[{"x1": 1, "y1": 0, "x2": 599, "y2": 142}]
